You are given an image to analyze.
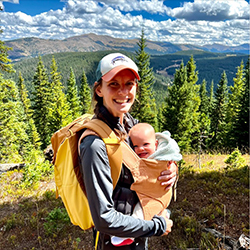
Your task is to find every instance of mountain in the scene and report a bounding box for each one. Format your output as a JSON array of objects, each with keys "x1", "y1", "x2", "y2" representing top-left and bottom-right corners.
[
  {"x1": 202, "y1": 43, "x2": 249, "y2": 54},
  {"x1": 5, "y1": 33, "x2": 249, "y2": 61}
]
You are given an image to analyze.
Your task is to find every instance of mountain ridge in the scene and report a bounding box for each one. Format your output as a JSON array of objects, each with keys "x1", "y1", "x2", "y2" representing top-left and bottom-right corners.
[{"x1": 5, "y1": 33, "x2": 249, "y2": 61}]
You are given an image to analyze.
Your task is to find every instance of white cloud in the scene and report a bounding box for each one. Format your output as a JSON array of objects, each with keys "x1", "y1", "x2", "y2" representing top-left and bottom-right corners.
[
  {"x1": 0, "y1": 0, "x2": 18, "y2": 9},
  {"x1": 2, "y1": 0, "x2": 19, "y2": 3},
  {"x1": 101, "y1": 0, "x2": 171, "y2": 14},
  {"x1": 169, "y1": 0, "x2": 249, "y2": 21},
  {"x1": 65, "y1": 0, "x2": 102, "y2": 15},
  {"x1": 1, "y1": 0, "x2": 249, "y2": 46}
]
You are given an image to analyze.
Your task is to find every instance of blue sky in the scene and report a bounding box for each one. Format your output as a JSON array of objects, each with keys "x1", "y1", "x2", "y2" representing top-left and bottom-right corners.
[
  {"x1": 1, "y1": 0, "x2": 249, "y2": 46},
  {"x1": 4, "y1": 0, "x2": 65, "y2": 16}
]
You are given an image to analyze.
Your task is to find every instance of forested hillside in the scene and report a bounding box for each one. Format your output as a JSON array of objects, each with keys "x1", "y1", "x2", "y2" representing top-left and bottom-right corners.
[
  {"x1": 5, "y1": 49, "x2": 248, "y2": 109},
  {"x1": 150, "y1": 50, "x2": 249, "y2": 90}
]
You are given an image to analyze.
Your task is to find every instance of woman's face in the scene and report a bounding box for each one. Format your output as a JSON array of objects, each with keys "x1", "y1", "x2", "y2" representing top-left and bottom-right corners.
[{"x1": 96, "y1": 69, "x2": 137, "y2": 122}]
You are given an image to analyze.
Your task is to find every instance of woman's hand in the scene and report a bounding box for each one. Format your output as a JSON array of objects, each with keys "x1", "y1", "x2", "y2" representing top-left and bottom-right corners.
[
  {"x1": 162, "y1": 218, "x2": 173, "y2": 236},
  {"x1": 158, "y1": 209, "x2": 173, "y2": 236},
  {"x1": 158, "y1": 161, "x2": 178, "y2": 191}
]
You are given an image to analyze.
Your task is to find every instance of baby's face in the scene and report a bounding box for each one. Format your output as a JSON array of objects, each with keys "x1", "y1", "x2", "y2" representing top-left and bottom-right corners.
[{"x1": 131, "y1": 134, "x2": 157, "y2": 159}]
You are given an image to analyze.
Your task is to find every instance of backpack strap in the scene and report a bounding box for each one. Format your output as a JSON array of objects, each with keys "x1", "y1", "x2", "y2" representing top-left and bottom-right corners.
[
  {"x1": 51, "y1": 113, "x2": 93, "y2": 164},
  {"x1": 79, "y1": 119, "x2": 123, "y2": 189}
]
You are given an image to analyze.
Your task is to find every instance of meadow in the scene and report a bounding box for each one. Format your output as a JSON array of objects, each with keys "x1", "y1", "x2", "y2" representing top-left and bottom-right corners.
[{"x1": 0, "y1": 151, "x2": 249, "y2": 250}]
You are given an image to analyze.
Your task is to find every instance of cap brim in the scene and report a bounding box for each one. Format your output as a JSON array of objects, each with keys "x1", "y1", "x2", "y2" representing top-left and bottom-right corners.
[{"x1": 102, "y1": 65, "x2": 140, "y2": 82}]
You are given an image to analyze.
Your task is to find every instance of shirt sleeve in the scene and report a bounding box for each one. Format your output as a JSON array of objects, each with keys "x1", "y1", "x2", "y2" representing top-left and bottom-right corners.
[{"x1": 79, "y1": 135, "x2": 167, "y2": 238}]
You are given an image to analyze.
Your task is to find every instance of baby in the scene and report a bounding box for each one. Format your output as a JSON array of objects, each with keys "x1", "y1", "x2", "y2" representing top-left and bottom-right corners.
[{"x1": 111, "y1": 123, "x2": 182, "y2": 246}]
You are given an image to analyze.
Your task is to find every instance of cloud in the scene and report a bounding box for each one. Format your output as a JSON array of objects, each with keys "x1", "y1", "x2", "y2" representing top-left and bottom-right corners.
[
  {"x1": 65, "y1": 0, "x2": 102, "y2": 15},
  {"x1": 169, "y1": 0, "x2": 249, "y2": 21},
  {"x1": 2, "y1": 0, "x2": 19, "y2": 3},
  {"x1": 101, "y1": 0, "x2": 171, "y2": 14},
  {"x1": 0, "y1": 0, "x2": 18, "y2": 8},
  {"x1": 1, "y1": 0, "x2": 249, "y2": 46},
  {"x1": 0, "y1": 0, "x2": 18, "y2": 10}
]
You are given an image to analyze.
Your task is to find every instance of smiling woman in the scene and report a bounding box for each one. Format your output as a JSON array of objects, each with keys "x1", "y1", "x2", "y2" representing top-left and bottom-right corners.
[{"x1": 78, "y1": 52, "x2": 178, "y2": 249}]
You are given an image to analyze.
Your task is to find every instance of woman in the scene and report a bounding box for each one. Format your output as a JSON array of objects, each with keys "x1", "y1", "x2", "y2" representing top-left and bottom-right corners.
[{"x1": 79, "y1": 53, "x2": 178, "y2": 250}]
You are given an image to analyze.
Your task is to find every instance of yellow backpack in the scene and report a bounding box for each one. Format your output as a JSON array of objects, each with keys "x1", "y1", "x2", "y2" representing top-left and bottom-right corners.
[{"x1": 51, "y1": 114, "x2": 123, "y2": 230}]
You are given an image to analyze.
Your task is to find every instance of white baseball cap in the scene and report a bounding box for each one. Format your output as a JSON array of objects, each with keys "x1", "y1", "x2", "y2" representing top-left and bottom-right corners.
[{"x1": 96, "y1": 53, "x2": 140, "y2": 82}]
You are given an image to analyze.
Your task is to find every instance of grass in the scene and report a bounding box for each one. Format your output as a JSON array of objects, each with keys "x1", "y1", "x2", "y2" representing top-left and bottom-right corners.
[{"x1": 0, "y1": 151, "x2": 249, "y2": 250}]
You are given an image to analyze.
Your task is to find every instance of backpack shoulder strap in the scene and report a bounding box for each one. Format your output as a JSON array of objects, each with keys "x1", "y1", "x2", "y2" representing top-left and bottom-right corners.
[
  {"x1": 79, "y1": 119, "x2": 123, "y2": 188},
  {"x1": 51, "y1": 113, "x2": 93, "y2": 164}
]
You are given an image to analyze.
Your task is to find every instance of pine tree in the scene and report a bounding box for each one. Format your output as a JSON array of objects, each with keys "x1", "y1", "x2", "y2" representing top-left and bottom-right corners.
[
  {"x1": 163, "y1": 61, "x2": 187, "y2": 147},
  {"x1": 162, "y1": 62, "x2": 188, "y2": 151},
  {"x1": 0, "y1": 25, "x2": 31, "y2": 161},
  {"x1": 186, "y1": 55, "x2": 201, "y2": 149},
  {"x1": 226, "y1": 61, "x2": 245, "y2": 148},
  {"x1": 204, "y1": 80, "x2": 215, "y2": 148},
  {"x1": 66, "y1": 67, "x2": 81, "y2": 120},
  {"x1": 187, "y1": 55, "x2": 198, "y2": 85},
  {"x1": 208, "y1": 80, "x2": 215, "y2": 117},
  {"x1": 198, "y1": 79, "x2": 211, "y2": 149},
  {"x1": 199, "y1": 79, "x2": 209, "y2": 116},
  {"x1": 50, "y1": 56, "x2": 71, "y2": 132},
  {"x1": 162, "y1": 57, "x2": 200, "y2": 152},
  {"x1": 17, "y1": 72, "x2": 40, "y2": 148},
  {"x1": 79, "y1": 70, "x2": 92, "y2": 114},
  {"x1": 131, "y1": 29, "x2": 157, "y2": 129},
  {"x1": 0, "y1": 17, "x2": 14, "y2": 73},
  {"x1": 233, "y1": 59, "x2": 249, "y2": 151},
  {"x1": 157, "y1": 103, "x2": 165, "y2": 133},
  {"x1": 31, "y1": 56, "x2": 53, "y2": 149},
  {"x1": 0, "y1": 74, "x2": 31, "y2": 162},
  {"x1": 210, "y1": 71, "x2": 228, "y2": 149}
]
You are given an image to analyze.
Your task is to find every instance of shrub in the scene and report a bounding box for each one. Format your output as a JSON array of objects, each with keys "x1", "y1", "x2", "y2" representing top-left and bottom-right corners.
[
  {"x1": 43, "y1": 207, "x2": 70, "y2": 236},
  {"x1": 224, "y1": 148, "x2": 246, "y2": 169},
  {"x1": 21, "y1": 149, "x2": 53, "y2": 188}
]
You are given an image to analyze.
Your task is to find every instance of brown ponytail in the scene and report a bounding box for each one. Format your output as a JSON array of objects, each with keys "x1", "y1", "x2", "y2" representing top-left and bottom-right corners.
[{"x1": 92, "y1": 79, "x2": 103, "y2": 115}]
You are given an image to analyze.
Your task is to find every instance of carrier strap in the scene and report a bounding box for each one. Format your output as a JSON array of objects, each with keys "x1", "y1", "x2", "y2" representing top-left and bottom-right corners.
[{"x1": 78, "y1": 119, "x2": 123, "y2": 189}]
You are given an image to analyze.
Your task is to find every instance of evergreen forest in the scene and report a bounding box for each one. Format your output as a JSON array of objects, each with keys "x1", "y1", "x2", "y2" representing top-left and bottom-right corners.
[{"x1": 1, "y1": 30, "x2": 249, "y2": 165}]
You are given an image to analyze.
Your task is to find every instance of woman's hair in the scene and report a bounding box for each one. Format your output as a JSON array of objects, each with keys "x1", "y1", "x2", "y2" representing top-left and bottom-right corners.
[{"x1": 92, "y1": 79, "x2": 103, "y2": 115}]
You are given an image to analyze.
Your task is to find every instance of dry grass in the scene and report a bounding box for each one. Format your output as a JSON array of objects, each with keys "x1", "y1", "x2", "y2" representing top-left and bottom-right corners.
[{"x1": 182, "y1": 153, "x2": 250, "y2": 171}]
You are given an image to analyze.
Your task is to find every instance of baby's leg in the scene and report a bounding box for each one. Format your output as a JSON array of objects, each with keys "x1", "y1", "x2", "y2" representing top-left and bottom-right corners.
[{"x1": 132, "y1": 202, "x2": 144, "y2": 220}]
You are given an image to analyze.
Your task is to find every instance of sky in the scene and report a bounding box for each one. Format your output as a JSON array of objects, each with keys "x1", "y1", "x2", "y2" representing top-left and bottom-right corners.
[{"x1": 0, "y1": 0, "x2": 249, "y2": 46}]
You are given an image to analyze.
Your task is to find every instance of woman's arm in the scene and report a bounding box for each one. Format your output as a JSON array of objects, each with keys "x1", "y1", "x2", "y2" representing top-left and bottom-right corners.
[{"x1": 79, "y1": 135, "x2": 168, "y2": 238}]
